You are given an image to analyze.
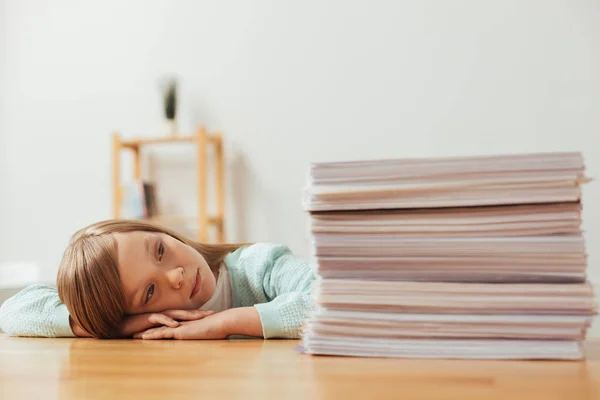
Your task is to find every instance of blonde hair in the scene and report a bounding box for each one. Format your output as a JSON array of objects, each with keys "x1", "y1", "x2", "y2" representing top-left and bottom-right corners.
[{"x1": 57, "y1": 219, "x2": 247, "y2": 339}]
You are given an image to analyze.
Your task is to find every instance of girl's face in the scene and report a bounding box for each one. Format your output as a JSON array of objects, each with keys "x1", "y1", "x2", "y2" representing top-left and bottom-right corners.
[{"x1": 114, "y1": 231, "x2": 216, "y2": 315}]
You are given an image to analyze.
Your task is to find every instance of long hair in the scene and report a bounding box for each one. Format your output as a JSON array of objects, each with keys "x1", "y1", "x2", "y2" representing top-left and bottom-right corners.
[{"x1": 56, "y1": 219, "x2": 247, "y2": 339}]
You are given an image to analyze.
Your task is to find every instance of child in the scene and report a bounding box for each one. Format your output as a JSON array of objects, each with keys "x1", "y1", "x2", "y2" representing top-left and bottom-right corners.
[{"x1": 0, "y1": 219, "x2": 315, "y2": 339}]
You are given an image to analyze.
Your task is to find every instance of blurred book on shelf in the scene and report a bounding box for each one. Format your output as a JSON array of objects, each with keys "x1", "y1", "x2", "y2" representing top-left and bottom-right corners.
[{"x1": 121, "y1": 180, "x2": 158, "y2": 220}]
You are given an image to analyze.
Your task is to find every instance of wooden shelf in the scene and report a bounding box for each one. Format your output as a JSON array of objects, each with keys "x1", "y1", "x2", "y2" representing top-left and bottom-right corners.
[
  {"x1": 120, "y1": 136, "x2": 195, "y2": 149},
  {"x1": 112, "y1": 126, "x2": 226, "y2": 242},
  {"x1": 148, "y1": 215, "x2": 222, "y2": 226},
  {"x1": 120, "y1": 134, "x2": 222, "y2": 150}
]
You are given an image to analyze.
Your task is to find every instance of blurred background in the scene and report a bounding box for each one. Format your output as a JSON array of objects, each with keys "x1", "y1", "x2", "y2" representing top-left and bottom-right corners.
[{"x1": 0, "y1": 1, "x2": 599, "y2": 321}]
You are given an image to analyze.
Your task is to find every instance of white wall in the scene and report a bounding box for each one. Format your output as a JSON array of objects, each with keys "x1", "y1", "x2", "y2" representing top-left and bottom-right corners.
[
  {"x1": 1, "y1": 0, "x2": 599, "y2": 287},
  {"x1": 0, "y1": 0, "x2": 6, "y2": 256}
]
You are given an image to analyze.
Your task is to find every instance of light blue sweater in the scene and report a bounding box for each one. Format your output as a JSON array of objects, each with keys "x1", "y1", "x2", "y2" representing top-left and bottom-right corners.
[{"x1": 0, "y1": 243, "x2": 315, "y2": 339}]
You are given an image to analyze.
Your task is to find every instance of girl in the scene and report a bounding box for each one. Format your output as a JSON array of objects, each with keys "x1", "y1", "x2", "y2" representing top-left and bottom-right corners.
[{"x1": 0, "y1": 220, "x2": 315, "y2": 339}]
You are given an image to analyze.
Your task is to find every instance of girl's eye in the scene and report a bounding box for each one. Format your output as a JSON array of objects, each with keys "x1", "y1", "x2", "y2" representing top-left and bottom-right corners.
[
  {"x1": 145, "y1": 284, "x2": 155, "y2": 304},
  {"x1": 157, "y1": 243, "x2": 164, "y2": 261}
]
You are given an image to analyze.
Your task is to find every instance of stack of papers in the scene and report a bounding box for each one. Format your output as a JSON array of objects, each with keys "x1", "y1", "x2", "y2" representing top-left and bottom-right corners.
[
  {"x1": 303, "y1": 152, "x2": 587, "y2": 211},
  {"x1": 301, "y1": 152, "x2": 595, "y2": 360}
]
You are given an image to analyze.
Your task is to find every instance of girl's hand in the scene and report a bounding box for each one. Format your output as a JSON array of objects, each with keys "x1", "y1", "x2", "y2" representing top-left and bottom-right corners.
[
  {"x1": 133, "y1": 312, "x2": 228, "y2": 340},
  {"x1": 121, "y1": 309, "x2": 215, "y2": 338},
  {"x1": 133, "y1": 307, "x2": 264, "y2": 340}
]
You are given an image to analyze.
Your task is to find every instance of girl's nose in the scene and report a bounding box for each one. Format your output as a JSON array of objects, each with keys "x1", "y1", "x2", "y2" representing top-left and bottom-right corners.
[{"x1": 167, "y1": 267, "x2": 184, "y2": 290}]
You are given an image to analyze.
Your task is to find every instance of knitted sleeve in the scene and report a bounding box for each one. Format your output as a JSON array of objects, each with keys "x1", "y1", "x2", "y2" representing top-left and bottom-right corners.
[
  {"x1": 0, "y1": 284, "x2": 75, "y2": 337},
  {"x1": 251, "y1": 245, "x2": 316, "y2": 339}
]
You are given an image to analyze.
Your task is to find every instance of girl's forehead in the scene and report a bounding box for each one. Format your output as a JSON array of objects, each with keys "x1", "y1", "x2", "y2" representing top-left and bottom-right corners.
[
  {"x1": 114, "y1": 230, "x2": 158, "y2": 246},
  {"x1": 114, "y1": 232, "x2": 152, "y2": 261}
]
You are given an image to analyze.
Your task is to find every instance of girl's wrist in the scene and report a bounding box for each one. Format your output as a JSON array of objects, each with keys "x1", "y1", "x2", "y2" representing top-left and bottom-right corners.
[
  {"x1": 218, "y1": 307, "x2": 263, "y2": 338},
  {"x1": 217, "y1": 309, "x2": 237, "y2": 337}
]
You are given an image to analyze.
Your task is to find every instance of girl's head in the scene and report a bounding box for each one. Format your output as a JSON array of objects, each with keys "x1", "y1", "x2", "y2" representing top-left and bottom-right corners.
[{"x1": 57, "y1": 219, "x2": 245, "y2": 338}]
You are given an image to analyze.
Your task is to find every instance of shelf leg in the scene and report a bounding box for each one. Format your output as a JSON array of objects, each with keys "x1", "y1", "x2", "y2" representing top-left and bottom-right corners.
[
  {"x1": 215, "y1": 133, "x2": 225, "y2": 242},
  {"x1": 112, "y1": 132, "x2": 121, "y2": 219},
  {"x1": 196, "y1": 126, "x2": 209, "y2": 242}
]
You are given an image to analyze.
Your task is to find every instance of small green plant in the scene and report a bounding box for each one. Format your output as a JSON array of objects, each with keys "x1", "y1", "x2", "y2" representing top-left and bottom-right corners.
[{"x1": 163, "y1": 79, "x2": 177, "y2": 120}]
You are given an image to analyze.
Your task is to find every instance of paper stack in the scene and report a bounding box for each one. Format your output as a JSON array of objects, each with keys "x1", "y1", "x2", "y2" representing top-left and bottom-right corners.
[{"x1": 301, "y1": 152, "x2": 595, "y2": 360}]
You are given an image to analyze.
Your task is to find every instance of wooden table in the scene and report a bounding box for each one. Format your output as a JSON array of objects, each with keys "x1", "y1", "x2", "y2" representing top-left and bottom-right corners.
[{"x1": 1, "y1": 335, "x2": 599, "y2": 400}]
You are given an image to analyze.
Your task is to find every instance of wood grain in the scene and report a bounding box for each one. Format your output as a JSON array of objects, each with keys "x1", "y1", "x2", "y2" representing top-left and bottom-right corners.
[{"x1": 1, "y1": 335, "x2": 598, "y2": 400}]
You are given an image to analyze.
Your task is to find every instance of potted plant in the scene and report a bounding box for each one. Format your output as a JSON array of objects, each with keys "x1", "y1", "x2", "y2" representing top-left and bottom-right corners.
[{"x1": 162, "y1": 78, "x2": 178, "y2": 136}]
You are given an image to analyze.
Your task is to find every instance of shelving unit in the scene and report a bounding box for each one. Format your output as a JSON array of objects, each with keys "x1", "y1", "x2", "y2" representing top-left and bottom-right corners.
[{"x1": 112, "y1": 126, "x2": 225, "y2": 243}]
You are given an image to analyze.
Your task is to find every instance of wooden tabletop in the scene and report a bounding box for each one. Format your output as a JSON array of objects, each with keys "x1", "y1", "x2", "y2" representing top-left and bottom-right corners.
[{"x1": 1, "y1": 335, "x2": 599, "y2": 400}]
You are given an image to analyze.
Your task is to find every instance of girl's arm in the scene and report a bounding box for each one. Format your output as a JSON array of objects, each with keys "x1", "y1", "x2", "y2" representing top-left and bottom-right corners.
[
  {"x1": 252, "y1": 245, "x2": 315, "y2": 339},
  {"x1": 203, "y1": 245, "x2": 314, "y2": 339},
  {"x1": 0, "y1": 284, "x2": 75, "y2": 337},
  {"x1": 0, "y1": 284, "x2": 212, "y2": 338}
]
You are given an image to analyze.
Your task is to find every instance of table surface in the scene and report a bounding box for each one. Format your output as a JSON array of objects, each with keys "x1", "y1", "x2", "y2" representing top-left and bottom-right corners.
[{"x1": 1, "y1": 335, "x2": 599, "y2": 400}]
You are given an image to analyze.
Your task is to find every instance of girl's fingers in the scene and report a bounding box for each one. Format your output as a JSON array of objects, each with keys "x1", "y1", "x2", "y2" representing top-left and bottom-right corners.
[
  {"x1": 148, "y1": 313, "x2": 179, "y2": 328},
  {"x1": 135, "y1": 326, "x2": 176, "y2": 340},
  {"x1": 162, "y1": 310, "x2": 195, "y2": 320},
  {"x1": 134, "y1": 327, "x2": 159, "y2": 339},
  {"x1": 133, "y1": 331, "x2": 144, "y2": 339},
  {"x1": 191, "y1": 310, "x2": 215, "y2": 318},
  {"x1": 163, "y1": 309, "x2": 215, "y2": 321}
]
